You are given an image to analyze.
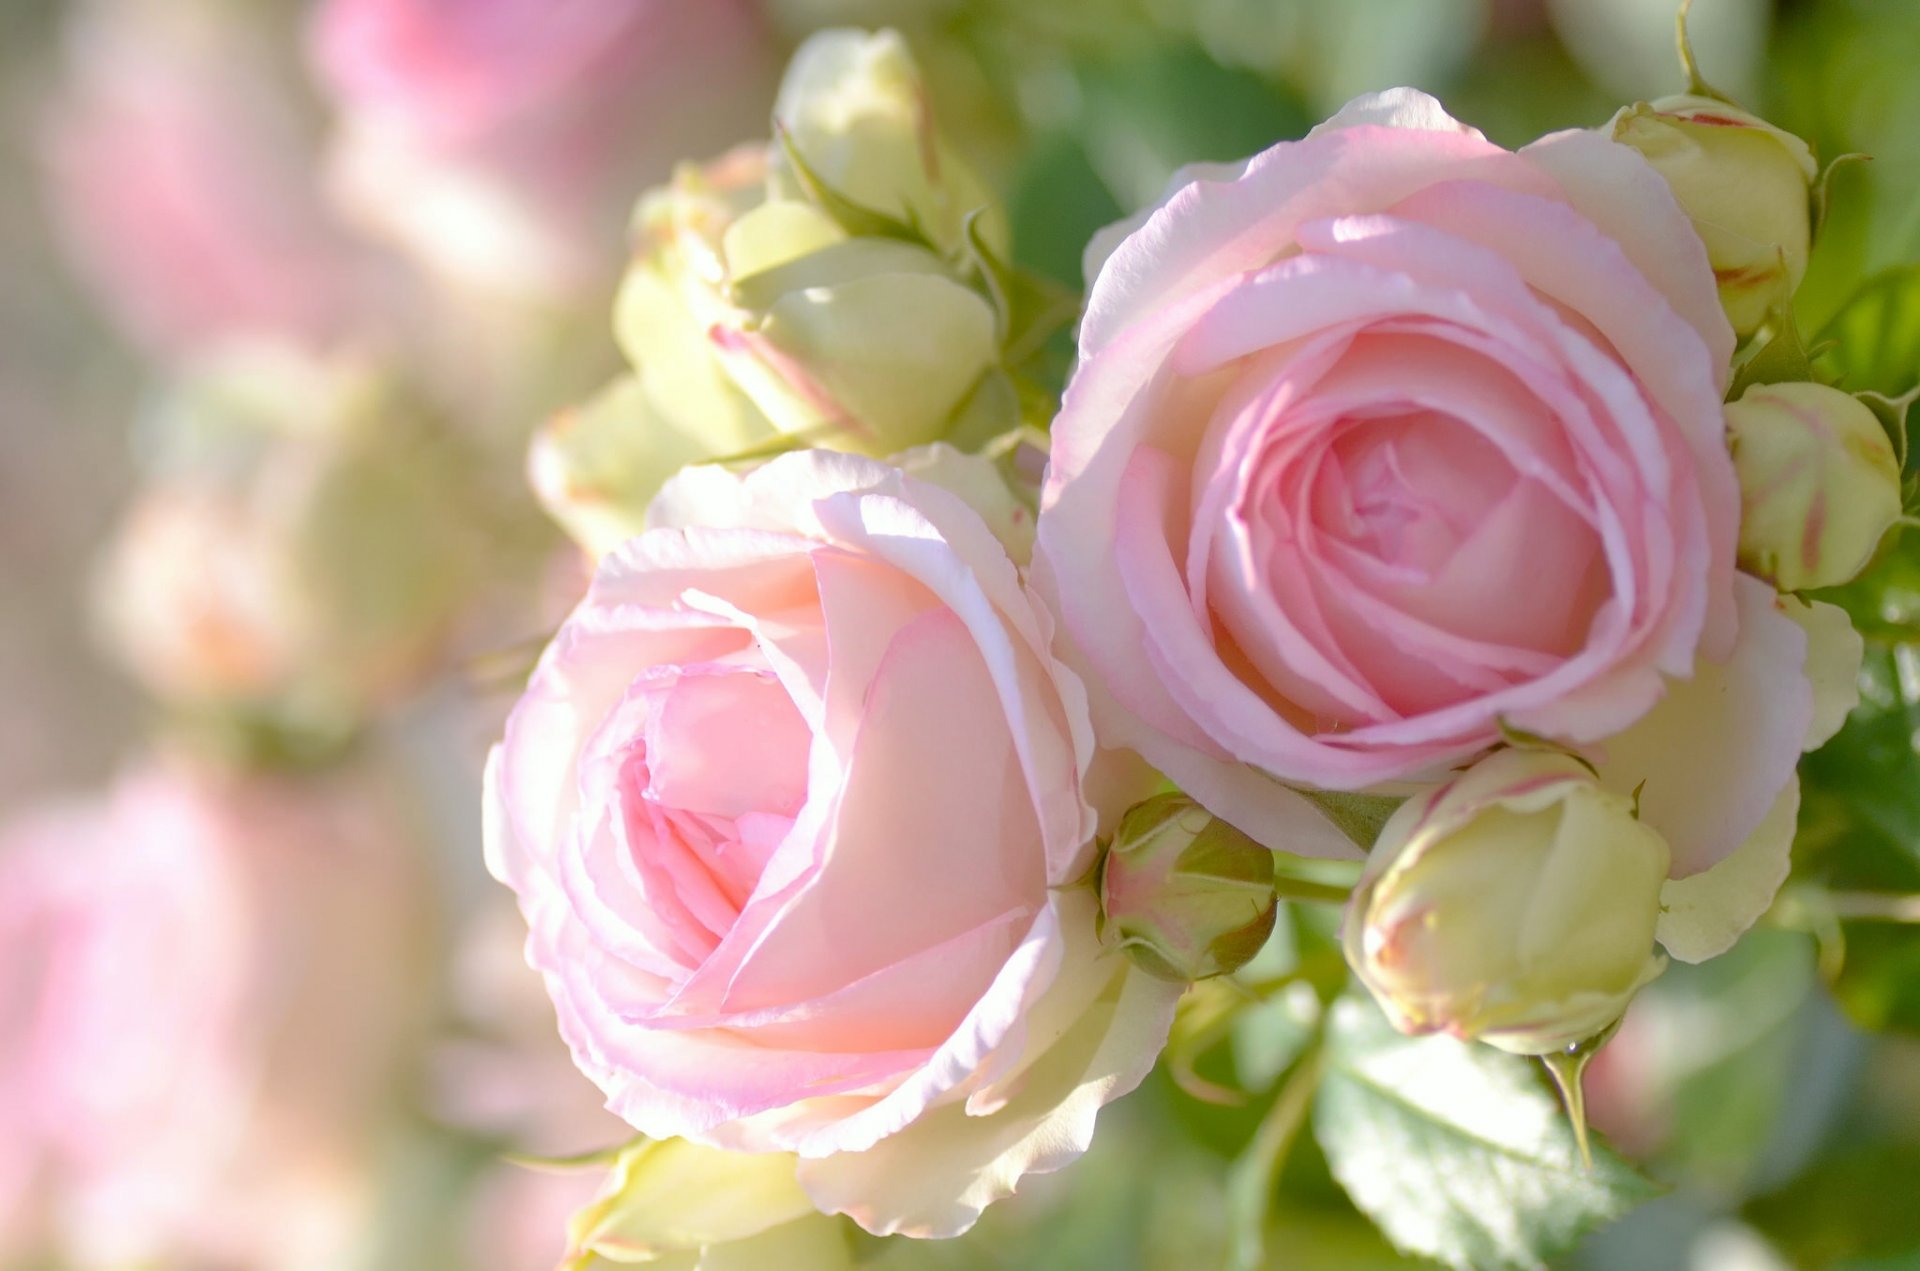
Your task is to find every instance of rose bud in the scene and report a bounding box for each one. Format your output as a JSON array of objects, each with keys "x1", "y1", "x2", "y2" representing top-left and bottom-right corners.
[
  {"x1": 94, "y1": 344, "x2": 476, "y2": 731},
  {"x1": 1726, "y1": 380, "x2": 1904, "y2": 591},
  {"x1": 1610, "y1": 96, "x2": 1817, "y2": 338},
  {"x1": 768, "y1": 28, "x2": 998, "y2": 254},
  {"x1": 1097, "y1": 793, "x2": 1277, "y2": 982},
  {"x1": 564, "y1": 1139, "x2": 850, "y2": 1270},
  {"x1": 1342, "y1": 750, "x2": 1670, "y2": 1056},
  {"x1": 533, "y1": 30, "x2": 1006, "y2": 555}
]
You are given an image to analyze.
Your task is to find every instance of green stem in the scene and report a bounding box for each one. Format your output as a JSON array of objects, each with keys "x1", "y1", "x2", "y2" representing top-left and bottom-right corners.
[
  {"x1": 1824, "y1": 891, "x2": 1920, "y2": 922},
  {"x1": 1270, "y1": 875, "x2": 1355, "y2": 906},
  {"x1": 1228, "y1": 1035, "x2": 1328, "y2": 1271}
]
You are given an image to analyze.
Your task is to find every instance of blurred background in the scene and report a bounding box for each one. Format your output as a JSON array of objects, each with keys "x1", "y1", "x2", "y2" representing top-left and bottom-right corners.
[{"x1": 2, "y1": 0, "x2": 1918, "y2": 1267}]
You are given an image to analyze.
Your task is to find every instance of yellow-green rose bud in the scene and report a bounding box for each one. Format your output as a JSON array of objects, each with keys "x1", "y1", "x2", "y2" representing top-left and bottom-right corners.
[
  {"x1": 565, "y1": 1138, "x2": 851, "y2": 1270},
  {"x1": 769, "y1": 27, "x2": 998, "y2": 254},
  {"x1": 1097, "y1": 793, "x2": 1277, "y2": 982},
  {"x1": 529, "y1": 374, "x2": 729, "y2": 558},
  {"x1": 1342, "y1": 750, "x2": 1670, "y2": 1056},
  {"x1": 708, "y1": 197, "x2": 1000, "y2": 450},
  {"x1": 534, "y1": 31, "x2": 1010, "y2": 556},
  {"x1": 1611, "y1": 96, "x2": 1817, "y2": 338},
  {"x1": 1726, "y1": 380, "x2": 1903, "y2": 591}
]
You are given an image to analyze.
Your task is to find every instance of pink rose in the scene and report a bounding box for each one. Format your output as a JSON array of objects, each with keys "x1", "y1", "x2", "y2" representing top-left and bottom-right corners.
[
  {"x1": 485, "y1": 450, "x2": 1179, "y2": 1238},
  {"x1": 41, "y1": 2, "x2": 397, "y2": 358},
  {"x1": 0, "y1": 759, "x2": 430, "y2": 1268},
  {"x1": 1036, "y1": 89, "x2": 1816, "y2": 875},
  {"x1": 310, "y1": 0, "x2": 775, "y2": 295}
]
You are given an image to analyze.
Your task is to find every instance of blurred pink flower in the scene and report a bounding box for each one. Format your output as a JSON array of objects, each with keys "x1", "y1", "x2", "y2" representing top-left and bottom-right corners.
[
  {"x1": 0, "y1": 758, "x2": 432, "y2": 1269},
  {"x1": 91, "y1": 344, "x2": 482, "y2": 733},
  {"x1": 309, "y1": 0, "x2": 777, "y2": 296},
  {"x1": 437, "y1": 904, "x2": 629, "y2": 1271},
  {"x1": 41, "y1": 2, "x2": 399, "y2": 359}
]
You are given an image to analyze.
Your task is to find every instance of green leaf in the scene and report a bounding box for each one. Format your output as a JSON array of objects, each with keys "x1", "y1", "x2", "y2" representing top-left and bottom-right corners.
[
  {"x1": 1645, "y1": 928, "x2": 1825, "y2": 1188},
  {"x1": 1730, "y1": 302, "x2": 1822, "y2": 400},
  {"x1": 1314, "y1": 995, "x2": 1660, "y2": 1271},
  {"x1": 963, "y1": 210, "x2": 1083, "y2": 371},
  {"x1": 1295, "y1": 789, "x2": 1405, "y2": 852},
  {"x1": 1746, "y1": 1142, "x2": 1920, "y2": 1269},
  {"x1": 1816, "y1": 264, "x2": 1920, "y2": 469},
  {"x1": 1785, "y1": 643, "x2": 1920, "y2": 1036},
  {"x1": 1004, "y1": 130, "x2": 1125, "y2": 290},
  {"x1": 1072, "y1": 44, "x2": 1314, "y2": 215},
  {"x1": 772, "y1": 122, "x2": 932, "y2": 249},
  {"x1": 1817, "y1": 263, "x2": 1920, "y2": 404}
]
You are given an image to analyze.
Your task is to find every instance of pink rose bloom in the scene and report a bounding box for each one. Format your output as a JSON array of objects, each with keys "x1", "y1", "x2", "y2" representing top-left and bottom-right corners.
[
  {"x1": 310, "y1": 0, "x2": 775, "y2": 296},
  {"x1": 1037, "y1": 89, "x2": 1815, "y2": 876},
  {"x1": 41, "y1": 1, "x2": 396, "y2": 359},
  {"x1": 0, "y1": 759, "x2": 430, "y2": 1269},
  {"x1": 485, "y1": 450, "x2": 1180, "y2": 1238}
]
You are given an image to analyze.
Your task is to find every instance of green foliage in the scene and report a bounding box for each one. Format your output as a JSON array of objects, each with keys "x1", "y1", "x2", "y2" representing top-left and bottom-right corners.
[
  {"x1": 1817, "y1": 263, "x2": 1920, "y2": 450},
  {"x1": 1729, "y1": 306, "x2": 1823, "y2": 400},
  {"x1": 773, "y1": 122, "x2": 931, "y2": 248},
  {"x1": 1746, "y1": 1142, "x2": 1920, "y2": 1269},
  {"x1": 1004, "y1": 43, "x2": 1312, "y2": 290},
  {"x1": 1645, "y1": 929, "x2": 1829, "y2": 1190},
  {"x1": 1798, "y1": 636, "x2": 1920, "y2": 1035},
  {"x1": 1314, "y1": 996, "x2": 1659, "y2": 1271},
  {"x1": 1294, "y1": 789, "x2": 1405, "y2": 852}
]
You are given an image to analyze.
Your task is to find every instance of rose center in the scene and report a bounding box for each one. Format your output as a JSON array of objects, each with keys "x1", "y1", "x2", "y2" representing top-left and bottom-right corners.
[
  {"x1": 614, "y1": 660, "x2": 811, "y2": 947},
  {"x1": 1318, "y1": 410, "x2": 1516, "y2": 581}
]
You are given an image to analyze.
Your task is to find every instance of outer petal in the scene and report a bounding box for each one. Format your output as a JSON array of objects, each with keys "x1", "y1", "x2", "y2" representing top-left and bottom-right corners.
[
  {"x1": 1519, "y1": 128, "x2": 1736, "y2": 395},
  {"x1": 1306, "y1": 87, "x2": 1487, "y2": 138},
  {"x1": 1779, "y1": 596, "x2": 1863, "y2": 750},
  {"x1": 565, "y1": 1139, "x2": 819, "y2": 1259},
  {"x1": 1588, "y1": 575, "x2": 1811, "y2": 876},
  {"x1": 1080, "y1": 157, "x2": 1251, "y2": 295},
  {"x1": 1080, "y1": 88, "x2": 1477, "y2": 297},
  {"x1": 794, "y1": 940, "x2": 1179, "y2": 1238},
  {"x1": 695, "y1": 1216, "x2": 852, "y2": 1271},
  {"x1": 1078, "y1": 112, "x2": 1549, "y2": 357},
  {"x1": 1656, "y1": 776, "x2": 1799, "y2": 963}
]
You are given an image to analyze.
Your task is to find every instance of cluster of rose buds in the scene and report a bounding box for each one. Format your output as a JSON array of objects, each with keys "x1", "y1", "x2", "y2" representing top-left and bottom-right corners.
[{"x1": 531, "y1": 30, "x2": 1015, "y2": 556}]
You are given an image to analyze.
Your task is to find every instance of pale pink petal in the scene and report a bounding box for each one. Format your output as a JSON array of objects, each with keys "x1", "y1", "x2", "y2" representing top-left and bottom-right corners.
[
  {"x1": 1306, "y1": 88, "x2": 1488, "y2": 139},
  {"x1": 1080, "y1": 121, "x2": 1552, "y2": 356},
  {"x1": 712, "y1": 609, "x2": 1044, "y2": 1015},
  {"x1": 1780, "y1": 597, "x2": 1863, "y2": 750},
  {"x1": 1589, "y1": 575, "x2": 1812, "y2": 876},
  {"x1": 1519, "y1": 128, "x2": 1736, "y2": 395},
  {"x1": 1657, "y1": 777, "x2": 1799, "y2": 963},
  {"x1": 795, "y1": 900, "x2": 1179, "y2": 1236}
]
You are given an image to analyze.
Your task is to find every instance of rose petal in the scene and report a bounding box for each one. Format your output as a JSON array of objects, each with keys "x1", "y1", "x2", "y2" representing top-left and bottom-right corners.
[
  {"x1": 1589, "y1": 575, "x2": 1811, "y2": 876},
  {"x1": 1656, "y1": 776, "x2": 1799, "y2": 963}
]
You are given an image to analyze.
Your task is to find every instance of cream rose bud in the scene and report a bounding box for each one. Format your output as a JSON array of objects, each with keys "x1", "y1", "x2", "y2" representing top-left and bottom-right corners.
[
  {"x1": 707, "y1": 200, "x2": 1000, "y2": 449},
  {"x1": 1727, "y1": 380, "x2": 1903, "y2": 591},
  {"x1": 565, "y1": 1139, "x2": 851, "y2": 1270},
  {"x1": 1343, "y1": 750, "x2": 1671, "y2": 1057},
  {"x1": 769, "y1": 28, "x2": 997, "y2": 253},
  {"x1": 1097, "y1": 794, "x2": 1277, "y2": 983},
  {"x1": 1611, "y1": 96, "x2": 1817, "y2": 338},
  {"x1": 533, "y1": 31, "x2": 1008, "y2": 555}
]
